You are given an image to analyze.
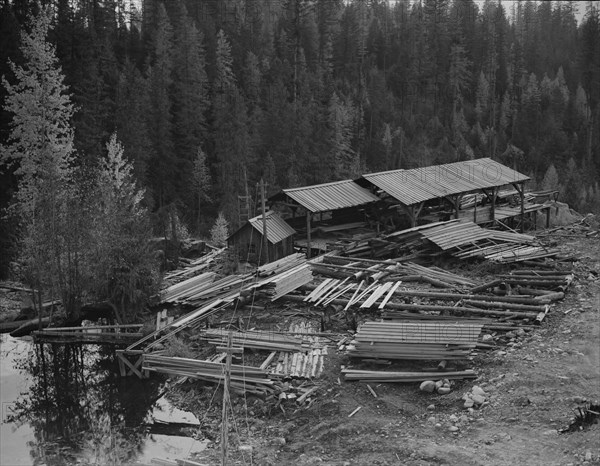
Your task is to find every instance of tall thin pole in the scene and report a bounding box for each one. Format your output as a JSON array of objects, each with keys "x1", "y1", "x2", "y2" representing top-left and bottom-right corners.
[
  {"x1": 260, "y1": 178, "x2": 269, "y2": 264},
  {"x1": 221, "y1": 331, "x2": 232, "y2": 466}
]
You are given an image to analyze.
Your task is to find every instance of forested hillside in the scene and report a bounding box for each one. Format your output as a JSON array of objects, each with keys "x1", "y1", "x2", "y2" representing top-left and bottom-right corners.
[{"x1": 1, "y1": 0, "x2": 599, "y2": 240}]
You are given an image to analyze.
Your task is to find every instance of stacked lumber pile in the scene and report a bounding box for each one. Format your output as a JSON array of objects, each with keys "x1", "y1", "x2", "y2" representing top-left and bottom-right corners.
[
  {"x1": 346, "y1": 320, "x2": 483, "y2": 360},
  {"x1": 143, "y1": 354, "x2": 275, "y2": 396},
  {"x1": 257, "y1": 253, "x2": 307, "y2": 277},
  {"x1": 161, "y1": 272, "x2": 217, "y2": 303},
  {"x1": 261, "y1": 263, "x2": 313, "y2": 301},
  {"x1": 342, "y1": 368, "x2": 477, "y2": 382}
]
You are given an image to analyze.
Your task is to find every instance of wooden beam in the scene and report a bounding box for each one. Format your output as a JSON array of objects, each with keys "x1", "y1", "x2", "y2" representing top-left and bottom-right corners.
[{"x1": 306, "y1": 212, "x2": 312, "y2": 259}]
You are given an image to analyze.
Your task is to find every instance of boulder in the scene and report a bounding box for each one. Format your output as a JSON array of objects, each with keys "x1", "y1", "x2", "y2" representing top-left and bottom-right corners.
[{"x1": 420, "y1": 380, "x2": 436, "y2": 393}]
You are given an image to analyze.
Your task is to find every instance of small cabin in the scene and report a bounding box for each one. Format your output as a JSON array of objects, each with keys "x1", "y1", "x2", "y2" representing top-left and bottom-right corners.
[{"x1": 227, "y1": 211, "x2": 296, "y2": 265}]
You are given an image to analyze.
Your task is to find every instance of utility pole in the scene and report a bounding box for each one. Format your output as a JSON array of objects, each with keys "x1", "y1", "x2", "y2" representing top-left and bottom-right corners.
[
  {"x1": 260, "y1": 178, "x2": 269, "y2": 264},
  {"x1": 218, "y1": 331, "x2": 241, "y2": 466}
]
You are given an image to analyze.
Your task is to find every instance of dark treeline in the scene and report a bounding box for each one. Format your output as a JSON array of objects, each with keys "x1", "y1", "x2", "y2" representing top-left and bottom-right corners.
[{"x1": 1, "y1": 0, "x2": 599, "y2": 240}]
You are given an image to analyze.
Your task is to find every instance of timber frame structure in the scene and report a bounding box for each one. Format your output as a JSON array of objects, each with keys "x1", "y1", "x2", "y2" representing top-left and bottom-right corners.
[{"x1": 358, "y1": 158, "x2": 538, "y2": 232}]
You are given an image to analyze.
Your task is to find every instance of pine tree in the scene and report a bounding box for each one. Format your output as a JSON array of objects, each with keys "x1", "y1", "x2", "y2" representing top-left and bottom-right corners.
[
  {"x1": 171, "y1": 0, "x2": 209, "y2": 212},
  {"x1": 210, "y1": 212, "x2": 229, "y2": 246},
  {"x1": 1, "y1": 7, "x2": 82, "y2": 320},
  {"x1": 541, "y1": 163, "x2": 559, "y2": 191},
  {"x1": 192, "y1": 146, "x2": 211, "y2": 233},
  {"x1": 91, "y1": 133, "x2": 159, "y2": 321},
  {"x1": 115, "y1": 59, "x2": 153, "y2": 188},
  {"x1": 146, "y1": 2, "x2": 175, "y2": 209},
  {"x1": 212, "y1": 29, "x2": 250, "y2": 227}
]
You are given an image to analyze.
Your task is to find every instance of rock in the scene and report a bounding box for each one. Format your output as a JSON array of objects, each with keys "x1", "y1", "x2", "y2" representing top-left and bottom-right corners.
[
  {"x1": 573, "y1": 396, "x2": 586, "y2": 403},
  {"x1": 239, "y1": 445, "x2": 253, "y2": 453},
  {"x1": 271, "y1": 437, "x2": 286, "y2": 446},
  {"x1": 448, "y1": 425, "x2": 459, "y2": 432},
  {"x1": 449, "y1": 414, "x2": 459, "y2": 423},
  {"x1": 516, "y1": 328, "x2": 526, "y2": 336},
  {"x1": 435, "y1": 423, "x2": 442, "y2": 428},
  {"x1": 585, "y1": 451, "x2": 592, "y2": 461},
  {"x1": 437, "y1": 387, "x2": 451, "y2": 395},
  {"x1": 506, "y1": 331, "x2": 515, "y2": 338},
  {"x1": 460, "y1": 415, "x2": 469, "y2": 423},
  {"x1": 427, "y1": 416, "x2": 437, "y2": 424},
  {"x1": 435, "y1": 380, "x2": 444, "y2": 390},
  {"x1": 464, "y1": 399, "x2": 474, "y2": 408},
  {"x1": 482, "y1": 334, "x2": 494, "y2": 342},
  {"x1": 471, "y1": 394, "x2": 486, "y2": 405},
  {"x1": 471, "y1": 386, "x2": 487, "y2": 397},
  {"x1": 427, "y1": 404, "x2": 436, "y2": 411},
  {"x1": 420, "y1": 380, "x2": 436, "y2": 393}
]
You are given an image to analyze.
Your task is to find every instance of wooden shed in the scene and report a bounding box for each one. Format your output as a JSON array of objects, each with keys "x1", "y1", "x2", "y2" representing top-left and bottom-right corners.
[{"x1": 227, "y1": 211, "x2": 296, "y2": 265}]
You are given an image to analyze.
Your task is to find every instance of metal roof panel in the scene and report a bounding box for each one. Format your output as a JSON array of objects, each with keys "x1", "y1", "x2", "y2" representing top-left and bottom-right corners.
[
  {"x1": 280, "y1": 179, "x2": 380, "y2": 213},
  {"x1": 362, "y1": 158, "x2": 529, "y2": 206},
  {"x1": 248, "y1": 211, "x2": 296, "y2": 244}
]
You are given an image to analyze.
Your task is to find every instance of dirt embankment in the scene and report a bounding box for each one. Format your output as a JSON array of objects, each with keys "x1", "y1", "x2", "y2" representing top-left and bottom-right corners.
[{"x1": 184, "y1": 235, "x2": 600, "y2": 466}]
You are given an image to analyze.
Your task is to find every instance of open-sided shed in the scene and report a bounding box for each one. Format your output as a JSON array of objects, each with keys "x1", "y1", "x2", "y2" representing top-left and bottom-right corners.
[
  {"x1": 227, "y1": 211, "x2": 295, "y2": 265},
  {"x1": 269, "y1": 180, "x2": 380, "y2": 257},
  {"x1": 358, "y1": 158, "x2": 530, "y2": 229}
]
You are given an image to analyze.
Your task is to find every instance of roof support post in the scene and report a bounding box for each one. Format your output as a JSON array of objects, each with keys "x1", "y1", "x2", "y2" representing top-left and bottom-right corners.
[
  {"x1": 512, "y1": 182, "x2": 525, "y2": 232},
  {"x1": 306, "y1": 211, "x2": 312, "y2": 259},
  {"x1": 491, "y1": 187, "x2": 497, "y2": 224},
  {"x1": 404, "y1": 203, "x2": 424, "y2": 227}
]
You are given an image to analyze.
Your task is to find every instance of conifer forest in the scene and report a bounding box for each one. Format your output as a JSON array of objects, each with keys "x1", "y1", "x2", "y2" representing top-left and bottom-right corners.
[{"x1": 1, "y1": 0, "x2": 600, "y2": 281}]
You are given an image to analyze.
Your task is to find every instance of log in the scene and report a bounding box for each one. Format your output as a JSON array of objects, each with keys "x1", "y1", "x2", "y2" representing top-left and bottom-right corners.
[
  {"x1": 8, "y1": 317, "x2": 51, "y2": 336},
  {"x1": 471, "y1": 280, "x2": 503, "y2": 293},
  {"x1": 462, "y1": 299, "x2": 546, "y2": 312},
  {"x1": 310, "y1": 265, "x2": 354, "y2": 280}
]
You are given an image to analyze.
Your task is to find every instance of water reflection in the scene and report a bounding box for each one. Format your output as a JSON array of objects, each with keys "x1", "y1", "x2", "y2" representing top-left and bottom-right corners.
[{"x1": 1, "y1": 336, "x2": 204, "y2": 466}]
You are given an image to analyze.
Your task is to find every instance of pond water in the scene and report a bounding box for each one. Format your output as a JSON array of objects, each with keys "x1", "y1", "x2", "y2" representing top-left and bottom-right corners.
[{"x1": 0, "y1": 334, "x2": 207, "y2": 466}]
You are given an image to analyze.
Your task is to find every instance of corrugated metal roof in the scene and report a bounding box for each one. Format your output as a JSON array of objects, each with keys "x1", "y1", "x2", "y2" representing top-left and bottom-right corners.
[
  {"x1": 276, "y1": 179, "x2": 380, "y2": 213},
  {"x1": 362, "y1": 158, "x2": 529, "y2": 206},
  {"x1": 248, "y1": 211, "x2": 296, "y2": 244}
]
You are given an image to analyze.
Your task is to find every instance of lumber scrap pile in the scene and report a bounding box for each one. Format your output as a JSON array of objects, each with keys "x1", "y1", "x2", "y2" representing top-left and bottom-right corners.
[
  {"x1": 351, "y1": 219, "x2": 559, "y2": 263},
  {"x1": 385, "y1": 262, "x2": 477, "y2": 288},
  {"x1": 143, "y1": 354, "x2": 275, "y2": 396},
  {"x1": 163, "y1": 248, "x2": 225, "y2": 281},
  {"x1": 346, "y1": 320, "x2": 483, "y2": 361}
]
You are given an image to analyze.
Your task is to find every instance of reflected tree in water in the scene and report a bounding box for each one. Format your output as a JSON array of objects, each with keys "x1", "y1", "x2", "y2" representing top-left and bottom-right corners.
[{"x1": 10, "y1": 343, "x2": 161, "y2": 465}]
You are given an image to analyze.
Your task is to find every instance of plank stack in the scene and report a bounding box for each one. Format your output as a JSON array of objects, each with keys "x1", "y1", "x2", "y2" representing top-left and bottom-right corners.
[
  {"x1": 199, "y1": 329, "x2": 306, "y2": 352},
  {"x1": 346, "y1": 320, "x2": 483, "y2": 361},
  {"x1": 143, "y1": 354, "x2": 275, "y2": 396}
]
